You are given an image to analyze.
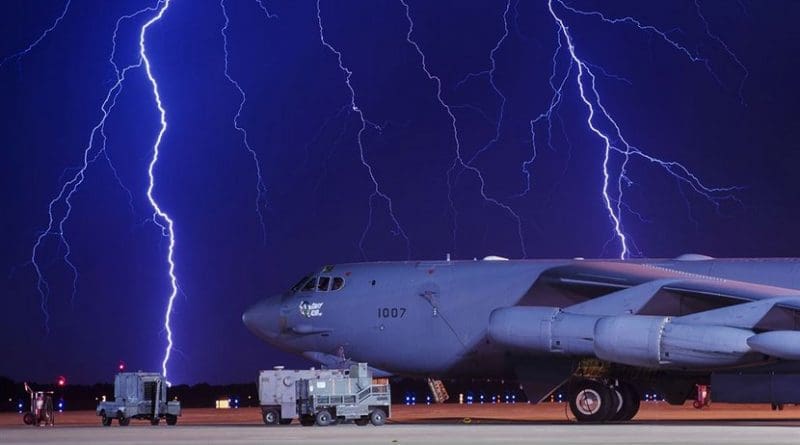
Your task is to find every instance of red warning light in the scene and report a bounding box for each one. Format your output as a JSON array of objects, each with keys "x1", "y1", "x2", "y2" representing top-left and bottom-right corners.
[
  {"x1": 56, "y1": 376, "x2": 66, "y2": 387},
  {"x1": 118, "y1": 361, "x2": 126, "y2": 372}
]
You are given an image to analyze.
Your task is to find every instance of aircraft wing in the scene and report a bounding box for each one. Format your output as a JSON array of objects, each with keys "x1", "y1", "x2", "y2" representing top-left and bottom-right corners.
[
  {"x1": 535, "y1": 261, "x2": 800, "y2": 321},
  {"x1": 491, "y1": 261, "x2": 800, "y2": 370}
]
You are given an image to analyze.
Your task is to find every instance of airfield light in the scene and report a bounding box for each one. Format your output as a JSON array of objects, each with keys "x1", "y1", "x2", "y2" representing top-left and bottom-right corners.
[
  {"x1": 118, "y1": 361, "x2": 126, "y2": 371},
  {"x1": 56, "y1": 376, "x2": 66, "y2": 387}
]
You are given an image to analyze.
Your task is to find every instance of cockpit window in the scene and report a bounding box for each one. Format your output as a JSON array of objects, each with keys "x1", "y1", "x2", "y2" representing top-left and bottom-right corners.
[
  {"x1": 290, "y1": 275, "x2": 311, "y2": 292},
  {"x1": 301, "y1": 277, "x2": 317, "y2": 292},
  {"x1": 317, "y1": 276, "x2": 331, "y2": 292},
  {"x1": 331, "y1": 277, "x2": 344, "y2": 291}
]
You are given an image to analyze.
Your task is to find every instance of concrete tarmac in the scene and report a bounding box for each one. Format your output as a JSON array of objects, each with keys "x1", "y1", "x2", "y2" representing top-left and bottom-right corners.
[
  {"x1": 1, "y1": 423, "x2": 799, "y2": 445},
  {"x1": 2, "y1": 404, "x2": 799, "y2": 444}
]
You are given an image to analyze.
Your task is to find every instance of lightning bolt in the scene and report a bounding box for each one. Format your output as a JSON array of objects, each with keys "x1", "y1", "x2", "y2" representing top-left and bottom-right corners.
[
  {"x1": 454, "y1": 0, "x2": 511, "y2": 165},
  {"x1": 518, "y1": 23, "x2": 573, "y2": 198},
  {"x1": 220, "y1": 0, "x2": 271, "y2": 243},
  {"x1": 545, "y1": 0, "x2": 741, "y2": 259},
  {"x1": 28, "y1": 0, "x2": 178, "y2": 381},
  {"x1": 693, "y1": 0, "x2": 749, "y2": 106},
  {"x1": 400, "y1": 0, "x2": 527, "y2": 258},
  {"x1": 138, "y1": 0, "x2": 177, "y2": 383},
  {"x1": 0, "y1": 0, "x2": 72, "y2": 69},
  {"x1": 316, "y1": 0, "x2": 411, "y2": 259},
  {"x1": 28, "y1": 3, "x2": 161, "y2": 331}
]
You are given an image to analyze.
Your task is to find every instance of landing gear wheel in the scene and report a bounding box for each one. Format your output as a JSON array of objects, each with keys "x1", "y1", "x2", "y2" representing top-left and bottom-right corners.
[
  {"x1": 279, "y1": 418, "x2": 292, "y2": 425},
  {"x1": 150, "y1": 417, "x2": 160, "y2": 426},
  {"x1": 23, "y1": 412, "x2": 35, "y2": 425},
  {"x1": 118, "y1": 416, "x2": 130, "y2": 426},
  {"x1": 369, "y1": 408, "x2": 386, "y2": 426},
  {"x1": 165, "y1": 415, "x2": 178, "y2": 426},
  {"x1": 568, "y1": 379, "x2": 614, "y2": 422},
  {"x1": 354, "y1": 417, "x2": 369, "y2": 426},
  {"x1": 315, "y1": 409, "x2": 332, "y2": 426},
  {"x1": 609, "y1": 387, "x2": 625, "y2": 421},
  {"x1": 262, "y1": 409, "x2": 280, "y2": 426},
  {"x1": 617, "y1": 382, "x2": 640, "y2": 421}
]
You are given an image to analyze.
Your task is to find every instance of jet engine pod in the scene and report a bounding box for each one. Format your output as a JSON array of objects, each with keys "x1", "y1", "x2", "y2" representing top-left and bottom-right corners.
[
  {"x1": 487, "y1": 306, "x2": 596, "y2": 356},
  {"x1": 747, "y1": 331, "x2": 800, "y2": 360},
  {"x1": 594, "y1": 315, "x2": 760, "y2": 369}
]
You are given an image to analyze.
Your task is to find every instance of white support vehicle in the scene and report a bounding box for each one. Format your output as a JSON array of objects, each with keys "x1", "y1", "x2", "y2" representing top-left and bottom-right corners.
[
  {"x1": 258, "y1": 363, "x2": 390, "y2": 426},
  {"x1": 96, "y1": 372, "x2": 180, "y2": 426}
]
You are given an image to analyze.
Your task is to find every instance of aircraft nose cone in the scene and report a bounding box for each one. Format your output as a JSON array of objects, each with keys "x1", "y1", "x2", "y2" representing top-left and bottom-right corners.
[{"x1": 243, "y1": 298, "x2": 281, "y2": 340}]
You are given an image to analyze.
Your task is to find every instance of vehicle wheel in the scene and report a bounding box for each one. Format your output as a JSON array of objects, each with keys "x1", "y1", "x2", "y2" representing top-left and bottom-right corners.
[
  {"x1": 299, "y1": 415, "x2": 315, "y2": 426},
  {"x1": 165, "y1": 415, "x2": 178, "y2": 426},
  {"x1": 262, "y1": 408, "x2": 280, "y2": 426},
  {"x1": 617, "y1": 382, "x2": 640, "y2": 421},
  {"x1": 369, "y1": 408, "x2": 386, "y2": 426},
  {"x1": 150, "y1": 417, "x2": 160, "y2": 426},
  {"x1": 279, "y1": 418, "x2": 293, "y2": 425},
  {"x1": 568, "y1": 379, "x2": 614, "y2": 422},
  {"x1": 118, "y1": 416, "x2": 131, "y2": 426},
  {"x1": 100, "y1": 411, "x2": 113, "y2": 427},
  {"x1": 354, "y1": 417, "x2": 369, "y2": 426},
  {"x1": 315, "y1": 409, "x2": 332, "y2": 426},
  {"x1": 608, "y1": 387, "x2": 625, "y2": 421},
  {"x1": 23, "y1": 412, "x2": 35, "y2": 426}
]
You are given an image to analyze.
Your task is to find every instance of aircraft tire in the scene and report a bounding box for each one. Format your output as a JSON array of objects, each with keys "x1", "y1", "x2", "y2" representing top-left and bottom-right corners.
[
  {"x1": 608, "y1": 387, "x2": 625, "y2": 421},
  {"x1": 617, "y1": 382, "x2": 640, "y2": 421},
  {"x1": 568, "y1": 379, "x2": 615, "y2": 422}
]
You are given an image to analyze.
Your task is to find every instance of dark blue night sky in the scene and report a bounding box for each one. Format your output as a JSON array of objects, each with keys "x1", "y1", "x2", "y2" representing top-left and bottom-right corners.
[{"x1": 1, "y1": 0, "x2": 799, "y2": 384}]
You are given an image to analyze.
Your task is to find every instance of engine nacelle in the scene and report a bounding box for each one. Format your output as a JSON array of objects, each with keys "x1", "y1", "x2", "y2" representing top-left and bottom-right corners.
[
  {"x1": 487, "y1": 306, "x2": 597, "y2": 356},
  {"x1": 593, "y1": 315, "x2": 761, "y2": 369},
  {"x1": 488, "y1": 308, "x2": 767, "y2": 370}
]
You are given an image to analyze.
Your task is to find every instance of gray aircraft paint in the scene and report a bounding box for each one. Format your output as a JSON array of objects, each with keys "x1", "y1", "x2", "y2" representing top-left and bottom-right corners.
[{"x1": 243, "y1": 256, "x2": 800, "y2": 402}]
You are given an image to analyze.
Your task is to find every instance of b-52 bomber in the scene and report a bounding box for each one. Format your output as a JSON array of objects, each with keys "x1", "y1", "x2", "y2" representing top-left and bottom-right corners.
[{"x1": 244, "y1": 254, "x2": 800, "y2": 421}]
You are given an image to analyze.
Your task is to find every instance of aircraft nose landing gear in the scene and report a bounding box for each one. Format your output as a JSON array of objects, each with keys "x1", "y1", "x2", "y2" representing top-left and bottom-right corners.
[{"x1": 568, "y1": 379, "x2": 640, "y2": 422}]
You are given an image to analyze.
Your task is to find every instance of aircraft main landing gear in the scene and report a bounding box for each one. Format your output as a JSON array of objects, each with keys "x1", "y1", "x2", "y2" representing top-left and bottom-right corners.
[{"x1": 568, "y1": 378, "x2": 640, "y2": 422}]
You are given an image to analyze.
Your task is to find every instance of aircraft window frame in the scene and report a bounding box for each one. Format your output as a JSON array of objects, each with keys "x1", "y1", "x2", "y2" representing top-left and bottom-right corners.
[
  {"x1": 301, "y1": 276, "x2": 318, "y2": 292},
  {"x1": 290, "y1": 275, "x2": 312, "y2": 293},
  {"x1": 317, "y1": 276, "x2": 331, "y2": 292},
  {"x1": 331, "y1": 277, "x2": 345, "y2": 291}
]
